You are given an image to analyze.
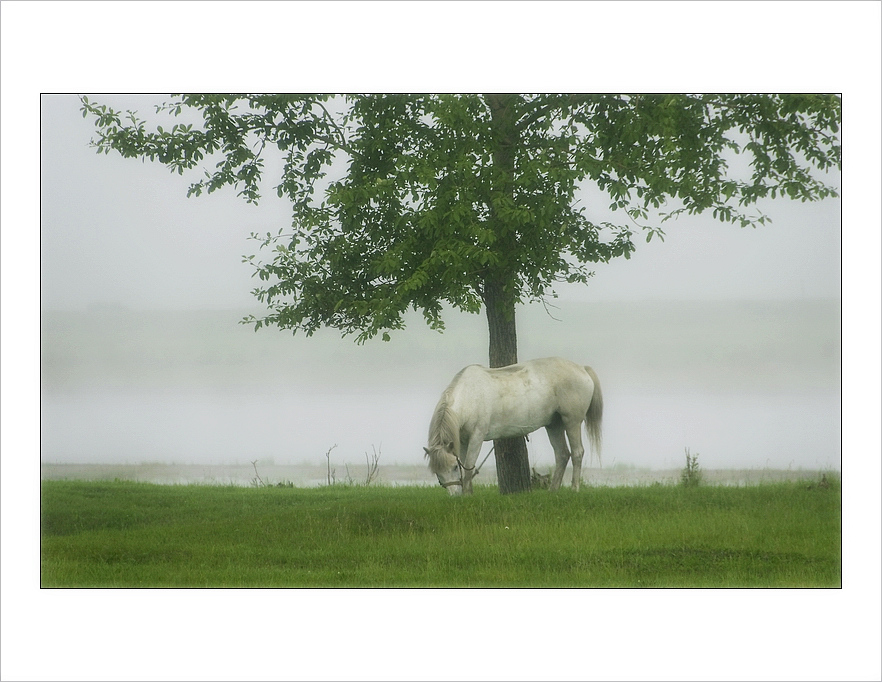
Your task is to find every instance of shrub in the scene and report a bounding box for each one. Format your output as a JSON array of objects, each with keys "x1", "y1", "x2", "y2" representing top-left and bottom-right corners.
[{"x1": 680, "y1": 448, "x2": 703, "y2": 487}]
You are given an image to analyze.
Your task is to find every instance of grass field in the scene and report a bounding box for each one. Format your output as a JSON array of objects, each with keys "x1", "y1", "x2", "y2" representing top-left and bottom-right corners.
[{"x1": 41, "y1": 478, "x2": 841, "y2": 588}]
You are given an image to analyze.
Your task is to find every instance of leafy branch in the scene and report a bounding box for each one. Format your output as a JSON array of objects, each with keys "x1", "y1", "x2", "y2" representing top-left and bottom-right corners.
[{"x1": 80, "y1": 93, "x2": 841, "y2": 344}]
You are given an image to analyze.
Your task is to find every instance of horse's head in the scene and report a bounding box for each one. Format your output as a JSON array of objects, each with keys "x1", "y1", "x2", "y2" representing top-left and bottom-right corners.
[{"x1": 423, "y1": 443, "x2": 463, "y2": 495}]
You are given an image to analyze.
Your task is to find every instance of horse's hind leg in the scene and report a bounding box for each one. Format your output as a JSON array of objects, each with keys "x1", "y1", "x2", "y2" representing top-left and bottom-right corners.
[
  {"x1": 565, "y1": 420, "x2": 586, "y2": 491},
  {"x1": 545, "y1": 418, "x2": 570, "y2": 491}
]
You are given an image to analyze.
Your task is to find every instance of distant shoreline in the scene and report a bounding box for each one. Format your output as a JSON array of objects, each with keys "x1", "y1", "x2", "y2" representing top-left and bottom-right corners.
[{"x1": 40, "y1": 461, "x2": 836, "y2": 488}]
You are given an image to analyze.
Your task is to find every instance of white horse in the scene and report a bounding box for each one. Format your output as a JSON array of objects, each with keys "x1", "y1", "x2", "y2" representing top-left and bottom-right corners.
[{"x1": 424, "y1": 357, "x2": 603, "y2": 495}]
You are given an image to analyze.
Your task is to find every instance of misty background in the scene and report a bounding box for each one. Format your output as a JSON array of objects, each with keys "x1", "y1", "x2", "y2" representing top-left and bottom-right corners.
[
  {"x1": 8, "y1": 2, "x2": 878, "y2": 679},
  {"x1": 40, "y1": 94, "x2": 842, "y2": 479}
]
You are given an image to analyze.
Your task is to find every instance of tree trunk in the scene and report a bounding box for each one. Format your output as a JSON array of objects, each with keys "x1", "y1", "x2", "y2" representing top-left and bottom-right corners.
[
  {"x1": 484, "y1": 277, "x2": 532, "y2": 494},
  {"x1": 484, "y1": 93, "x2": 532, "y2": 495}
]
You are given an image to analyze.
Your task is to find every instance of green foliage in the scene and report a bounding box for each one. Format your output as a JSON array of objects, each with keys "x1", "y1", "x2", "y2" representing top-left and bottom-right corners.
[
  {"x1": 81, "y1": 94, "x2": 841, "y2": 342},
  {"x1": 680, "y1": 448, "x2": 704, "y2": 487},
  {"x1": 42, "y1": 480, "x2": 840, "y2": 587}
]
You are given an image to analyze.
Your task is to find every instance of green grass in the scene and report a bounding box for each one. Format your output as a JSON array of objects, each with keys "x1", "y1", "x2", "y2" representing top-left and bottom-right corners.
[{"x1": 41, "y1": 479, "x2": 841, "y2": 587}]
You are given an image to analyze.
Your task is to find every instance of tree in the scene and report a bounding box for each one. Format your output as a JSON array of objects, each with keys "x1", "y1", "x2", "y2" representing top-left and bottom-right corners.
[{"x1": 81, "y1": 93, "x2": 841, "y2": 494}]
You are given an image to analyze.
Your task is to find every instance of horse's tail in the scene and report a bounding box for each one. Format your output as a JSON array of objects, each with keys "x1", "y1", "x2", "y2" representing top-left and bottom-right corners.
[{"x1": 584, "y1": 366, "x2": 603, "y2": 467}]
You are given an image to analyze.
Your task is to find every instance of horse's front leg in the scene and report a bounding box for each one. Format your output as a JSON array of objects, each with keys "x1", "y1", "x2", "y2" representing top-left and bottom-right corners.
[
  {"x1": 545, "y1": 419, "x2": 570, "y2": 491},
  {"x1": 461, "y1": 435, "x2": 484, "y2": 495}
]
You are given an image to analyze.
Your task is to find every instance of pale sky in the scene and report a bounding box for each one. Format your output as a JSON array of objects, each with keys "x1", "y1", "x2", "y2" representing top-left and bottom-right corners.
[{"x1": 41, "y1": 93, "x2": 841, "y2": 312}]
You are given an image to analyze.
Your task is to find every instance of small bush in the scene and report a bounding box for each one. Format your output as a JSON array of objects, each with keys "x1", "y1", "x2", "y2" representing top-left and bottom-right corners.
[{"x1": 680, "y1": 448, "x2": 703, "y2": 487}]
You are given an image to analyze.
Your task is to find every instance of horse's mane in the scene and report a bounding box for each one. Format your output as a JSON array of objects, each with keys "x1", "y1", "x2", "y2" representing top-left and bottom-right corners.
[{"x1": 425, "y1": 369, "x2": 467, "y2": 474}]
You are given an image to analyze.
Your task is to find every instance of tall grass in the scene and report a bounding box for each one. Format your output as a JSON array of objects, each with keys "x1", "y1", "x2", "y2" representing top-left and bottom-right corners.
[{"x1": 41, "y1": 479, "x2": 840, "y2": 587}]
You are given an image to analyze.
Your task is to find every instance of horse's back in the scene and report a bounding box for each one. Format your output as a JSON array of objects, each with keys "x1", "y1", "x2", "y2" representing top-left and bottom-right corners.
[
  {"x1": 451, "y1": 358, "x2": 593, "y2": 437},
  {"x1": 499, "y1": 357, "x2": 593, "y2": 391},
  {"x1": 464, "y1": 357, "x2": 592, "y2": 394},
  {"x1": 481, "y1": 356, "x2": 582, "y2": 377}
]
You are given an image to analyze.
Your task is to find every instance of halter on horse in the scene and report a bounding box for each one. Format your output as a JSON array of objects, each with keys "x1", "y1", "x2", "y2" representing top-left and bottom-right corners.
[{"x1": 429, "y1": 448, "x2": 494, "y2": 490}]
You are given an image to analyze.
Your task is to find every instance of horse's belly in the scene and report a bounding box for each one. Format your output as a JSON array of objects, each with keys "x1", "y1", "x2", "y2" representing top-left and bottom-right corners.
[
  {"x1": 483, "y1": 408, "x2": 551, "y2": 441},
  {"x1": 484, "y1": 424, "x2": 536, "y2": 440}
]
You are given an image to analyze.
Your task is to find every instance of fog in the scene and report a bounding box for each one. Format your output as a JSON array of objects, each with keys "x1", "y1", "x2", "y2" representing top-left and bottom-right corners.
[
  {"x1": 8, "y1": 4, "x2": 880, "y2": 681},
  {"x1": 40, "y1": 94, "x2": 842, "y2": 476}
]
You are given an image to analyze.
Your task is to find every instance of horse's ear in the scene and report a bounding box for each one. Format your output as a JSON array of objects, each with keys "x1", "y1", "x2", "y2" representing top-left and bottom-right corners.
[{"x1": 423, "y1": 447, "x2": 430, "y2": 456}]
